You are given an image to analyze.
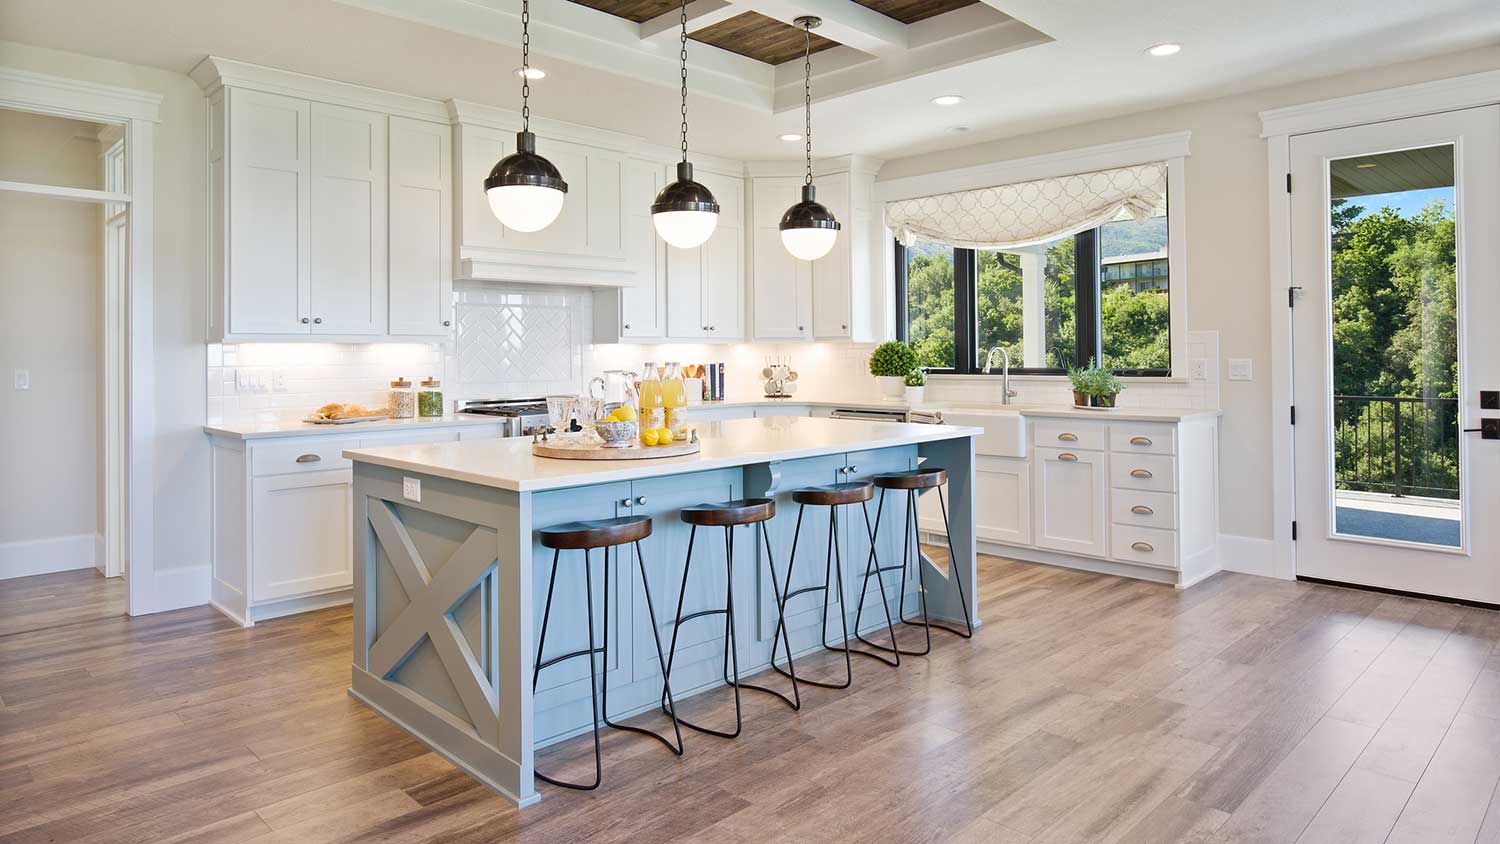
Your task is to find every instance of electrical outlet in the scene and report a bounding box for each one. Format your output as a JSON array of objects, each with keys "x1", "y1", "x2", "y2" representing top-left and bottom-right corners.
[
  {"x1": 1482, "y1": 391, "x2": 1499, "y2": 410},
  {"x1": 402, "y1": 477, "x2": 422, "y2": 502},
  {"x1": 272, "y1": 369, "x2": 287, "y2": 392},
  {"x1": 1483, "y1": 418, "x2": 1500, "y2": 440},
  {"x1": 1228, "y1": 358, "x2": 1254, "y2": 381},
  {"x1": 236, "y1": 369, "x2": 252, "y2": 392},
  {"x1": 13, "y1": 369, "x2": 30, "y2": 391},
  {"x1": 1189, "y1": 359, "x2": 1209, "y2": 381}
]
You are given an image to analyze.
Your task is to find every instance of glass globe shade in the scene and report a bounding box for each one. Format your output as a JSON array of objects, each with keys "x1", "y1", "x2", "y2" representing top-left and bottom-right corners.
[
  {"x1": 486, "y1": 184, "x2": 565, "y2": 233},
  {"x1": 652, "y1": 209, "x2": 719, "y2": 249},
  {"x1": 781, "y1": 226, "x2": 838, "y2": 261}
]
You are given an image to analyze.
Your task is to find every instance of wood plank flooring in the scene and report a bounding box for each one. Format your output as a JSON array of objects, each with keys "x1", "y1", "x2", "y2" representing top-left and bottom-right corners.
[{"x1": 6, "y1": 558, "x2": 1500, "y2": 843}]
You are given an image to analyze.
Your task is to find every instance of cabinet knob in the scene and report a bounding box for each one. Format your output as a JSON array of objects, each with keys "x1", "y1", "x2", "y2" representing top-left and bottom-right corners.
[
  {"x1": 443, "y1": 320, "x2": 451, "y2": 327},
  {"x1": 1131, "y1": 541, "x2": 1155, "y2": 553},
  {"x1": 841, "y1": 324, "x2": 847, "y2": 330},
  {"x1": 702, "y1": 325, "x2": 709, "y2": 331},
  {"x1": 1130, "y1": 468, "x2": 1154, "y2": 479},
  {"x1": 1057, "y1": 433, "x2": 1078, "y2": 442},
  {"x1": 798, "y1": 325, "x2": 805, "y2": 331},
  {"x1": 1057, "y1": 453, "x2": 1078, "y2": 462},
  {"x1": 623, "y1": 323, "x2": 631, "y2": 329},
  {"x1": 848, "y1": 465, "x2": 859, "y2": 474},
  {"x1": 1131, "y1": 504, "x2": 1154, "y2": 515},
  {"x1": 295, "y1": 454, "x2": 321, "y2": 463},
  {"x1": 301, "y1": 317, "x2": 310, "y2": 324},
  {"x1": 1130, "y1": 436, "x2": 1152, "y2": 446},
  {"x1": 620, "y1": 498, "x2": 633, "y2": 508},
  {"x1": 313, "y1": 317, "x2": 323, "y2": 324},
  {"x1": 635, "y1": 495, "x2": 648, "y2": 506},
  {"x1": 709, "y1": 325, "x2": 716, "y2": 331}
]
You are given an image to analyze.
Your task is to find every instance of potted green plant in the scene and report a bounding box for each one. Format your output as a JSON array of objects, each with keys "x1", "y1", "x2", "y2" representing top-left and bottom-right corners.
[
  {"x1": 1067, "y1": 360, "x2": 1124, "y2": 408},
  {"x1": 903, "y1": 368, "x2": 927, "y2": 404},
  {"x1": 869, "y1": 341, "x2": 918, "y2": 399}
]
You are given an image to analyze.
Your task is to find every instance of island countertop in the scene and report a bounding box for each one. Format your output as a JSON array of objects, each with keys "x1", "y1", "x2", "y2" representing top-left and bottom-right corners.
[{"x1": 342, "y1": 416, "x2": 982, "y2": 493}]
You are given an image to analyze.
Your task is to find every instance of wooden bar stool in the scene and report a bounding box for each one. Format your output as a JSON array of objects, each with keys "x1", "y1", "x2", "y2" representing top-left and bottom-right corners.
[
  {"x1": 660, "y1": 498, "x2": 798, "y2": 738},
  {"x1": 767, "y1": 481, "x2": 876, "y2": 693},
  {"x1": 534, "y1": 515, "x2": 683, "y2": 791},
  {"x1": 854, "y1": 467, "x2": 974, "y2": 665}
]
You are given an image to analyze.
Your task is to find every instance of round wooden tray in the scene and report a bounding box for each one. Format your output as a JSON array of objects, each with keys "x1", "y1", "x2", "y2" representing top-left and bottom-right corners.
[{"x1": 531, "y1": 436, "x2": 701, "y2": 460}]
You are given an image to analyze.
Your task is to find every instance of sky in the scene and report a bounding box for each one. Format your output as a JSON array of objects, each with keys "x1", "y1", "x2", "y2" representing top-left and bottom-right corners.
[{"x1": 1345, "y1": 187, "x2": 1454, "y2": 219}]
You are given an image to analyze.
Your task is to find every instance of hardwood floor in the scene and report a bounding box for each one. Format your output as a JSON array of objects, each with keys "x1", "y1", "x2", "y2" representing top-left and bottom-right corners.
[{"x1": 6, "y1": 559, "x2": 1500, "y2": 843}]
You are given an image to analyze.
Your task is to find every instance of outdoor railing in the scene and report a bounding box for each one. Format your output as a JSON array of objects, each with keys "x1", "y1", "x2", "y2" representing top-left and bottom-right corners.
[{"x1": 1333, "y1": 395, "x2": 1460, "y2": 499}]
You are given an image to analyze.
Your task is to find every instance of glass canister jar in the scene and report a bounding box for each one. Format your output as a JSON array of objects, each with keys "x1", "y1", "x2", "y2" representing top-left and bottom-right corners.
[
  {"x1": 417, "y1": 377, "x2": 444, "y2": 418},
  {"x1": 388, "y1": 377, "x2": 416, "y2": 418}
]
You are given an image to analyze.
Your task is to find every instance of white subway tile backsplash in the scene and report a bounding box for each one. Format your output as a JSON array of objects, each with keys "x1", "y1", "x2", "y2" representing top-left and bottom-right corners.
[{"x1": 206, "y1": 341, "x2": 444, "y2": 422}]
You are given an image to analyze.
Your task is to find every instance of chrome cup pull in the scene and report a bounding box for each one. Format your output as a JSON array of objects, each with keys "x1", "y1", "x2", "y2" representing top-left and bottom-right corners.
[
  {"x1": 1058, "y1": 453, "x2": 1078, "y2": 462},
  {"x1": 1057, "y1": 432, "x2": 1079, "y2": 442},
  {"x1": 1130, "y1": 468, "x2": 1153, "y2": 479},
  {"x1": 1130, "y1": 436, "x2": 1152, "y2": 446},
  {"x1": 295, "y1": 454, "x2": 321, "y2": 463},
  {"x1": 1131, "y1": 504, "x2": 1154, "y2": 515},
  {"x1": 1131, "y1": 541, "x2": 1155, "y2": 553}
]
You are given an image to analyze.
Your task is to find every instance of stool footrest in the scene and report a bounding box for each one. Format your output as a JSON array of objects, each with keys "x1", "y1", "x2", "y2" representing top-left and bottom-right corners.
[
  {"x1": 536, "y1": 646, "x2": 604, "y2": 671},
  {"x1": 783, "y1": 583, "x2": 829, "y2": 601},
  {"x1": 675, "y1": 607, "x2": 728, "y2": 626}
]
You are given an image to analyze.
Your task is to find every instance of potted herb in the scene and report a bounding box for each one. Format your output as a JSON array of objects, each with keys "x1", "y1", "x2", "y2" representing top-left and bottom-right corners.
[
  {"x1": 903, "y1": 368, "x2": 927, "y2": 404},
  {"x1": 869, "y1": 341, "x2": 918, "y2": 399},
  {"x1": 1067, "y1": 360, "x2": 1124, "y2": 408}
]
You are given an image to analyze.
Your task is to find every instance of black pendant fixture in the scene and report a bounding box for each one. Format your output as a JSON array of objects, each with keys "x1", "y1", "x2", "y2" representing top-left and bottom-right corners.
[
  {"x1": 651, "y1": 0, "x2": 720, "y2": 249},
  {"x1": 484, "y1": 0, "x2": 568, "y2": 233},
  {"x1": 780, "y1": 15, "x2": 840, "y2": 261}
]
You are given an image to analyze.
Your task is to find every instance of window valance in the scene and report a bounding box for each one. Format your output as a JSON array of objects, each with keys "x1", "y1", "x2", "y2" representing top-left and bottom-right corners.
[{"x1": 885, "y1": 161, "x2": 1168, "y2": 250}]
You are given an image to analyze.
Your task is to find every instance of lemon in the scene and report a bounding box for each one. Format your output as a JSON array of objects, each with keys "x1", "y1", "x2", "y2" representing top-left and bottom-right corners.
[
  {"x1": 657, "y1": 427, "x2": 674, "y2": 444},
  {"x1": 640, "y1": 429, "x2": 659, "y2": 447},
  {"x1": 612, "y1": 405, "x2": 638, "y2": 422}
]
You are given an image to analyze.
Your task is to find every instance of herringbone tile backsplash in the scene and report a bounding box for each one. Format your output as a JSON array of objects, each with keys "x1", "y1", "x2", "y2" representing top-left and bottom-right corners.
[{"x1": 447, "y1": 284, "x2": 590, "y2": 399}]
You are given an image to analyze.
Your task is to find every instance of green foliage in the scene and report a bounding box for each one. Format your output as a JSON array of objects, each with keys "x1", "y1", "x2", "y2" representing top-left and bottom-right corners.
[
  {"x1": 904, "y1": 368, "x2": 926, "y2": 387},
  {"x1": 869, "y1": 340, "x2": 918, "y2": 377},
  {"x1": 1067, "y1": 360, "x2": 1124, "y2": 397}
]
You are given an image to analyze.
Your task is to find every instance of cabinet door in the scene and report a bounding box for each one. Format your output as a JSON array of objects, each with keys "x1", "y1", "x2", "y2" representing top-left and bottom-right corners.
[
  {"x1": 620, "y1": 160, "x2": 665, "y2": 338},
  {"x1": 388, "y1": 116, "x2": 452, "y2": 336},
  {"x1": 917, "y1": 455, "x2": 1031, "y2": 547},
  {"x1": 752, "y1": 178, "x2": 811, "y2": 340},
  {"x1": 309, "y1": 102, "x2": 387, "y2": 335},
  {"x1": 702, "y1": 222, "x2": 743, "y2": 339},
  {"x1": 227, "y1": 88, "x2": 309, "y2": 335},
  {"x1": 665, "y1": 240, "x2": 706, "y2": 338},
  {"x1": 251, "y1": 469, "x2": 352, "y2": 602},
  {"x1": 1033, "y1": 447, "x2": 1107, "y2": 557},
  {"x1": 812, "y1": 172, "x2": 852, "y2": 338}
]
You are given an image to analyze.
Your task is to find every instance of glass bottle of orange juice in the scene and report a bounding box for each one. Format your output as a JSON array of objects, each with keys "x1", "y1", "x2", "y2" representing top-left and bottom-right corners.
[
  {"x1": 637, "y1": 362, "x2": 665, "y2": 445},
  {"x1": 663, "y1": 361, "x2": 688, "y2": 443}
]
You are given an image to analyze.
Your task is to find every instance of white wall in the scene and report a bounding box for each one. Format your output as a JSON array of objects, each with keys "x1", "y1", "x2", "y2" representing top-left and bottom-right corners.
[
  {"x1": 0, "y1": 110, "x2": 102, "y2": 574},
  {"x1": 877, "y1": 45, "x2": 1500, "y2": 545},
  {"x1": 0, "y1": 39, "x2": 210, "y2": 590}
]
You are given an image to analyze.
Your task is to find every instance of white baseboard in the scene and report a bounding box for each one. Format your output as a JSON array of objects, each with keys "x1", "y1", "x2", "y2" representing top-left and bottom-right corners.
[
  {"x1": 1218, "y1": 534, "x2": 1278, "y2": 579},
  {"x1": 151, "y1": 564, "x2": 211, "y2": 613},
  {"x1": 0, "y1": 533, "x2": 98, "y2": 580}
]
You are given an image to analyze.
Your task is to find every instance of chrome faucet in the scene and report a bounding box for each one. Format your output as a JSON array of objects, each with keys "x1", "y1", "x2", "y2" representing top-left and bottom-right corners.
[{"x1": 982, "y1": 347, "x2": 1019, "y2": 405}]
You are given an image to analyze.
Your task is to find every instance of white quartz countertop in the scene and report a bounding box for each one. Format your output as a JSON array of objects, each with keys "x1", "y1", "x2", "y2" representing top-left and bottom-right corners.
[
  {"x1": 204, "y1": 414, "x2": 507, "y2": 440},
  {"x1": 342, "y1": 416, "x2": 983, "y2": 493}
]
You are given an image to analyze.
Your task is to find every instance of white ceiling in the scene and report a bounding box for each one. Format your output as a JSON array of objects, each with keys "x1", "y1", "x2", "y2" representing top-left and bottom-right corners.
[{"x1": 1, "y1": 0, "x2": 1498, "y2": 163}]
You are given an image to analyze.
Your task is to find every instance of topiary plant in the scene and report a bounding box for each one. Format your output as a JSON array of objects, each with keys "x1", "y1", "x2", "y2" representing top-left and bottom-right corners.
[
  {"x1": 904, "y1": 368, "x2": 927, "y2": 387},
  {"x1": 869, "y1": 341, "x2": 918, "y2": 377}
]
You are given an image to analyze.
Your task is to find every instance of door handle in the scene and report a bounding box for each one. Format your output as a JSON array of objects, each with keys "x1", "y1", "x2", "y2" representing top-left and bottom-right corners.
[
  {"x1": 1130, "y1": 468, "x2": 1153, "y2": 479},
  {"x1": 1131, "y1": 504, "x2": 1153, "y2": 515}
]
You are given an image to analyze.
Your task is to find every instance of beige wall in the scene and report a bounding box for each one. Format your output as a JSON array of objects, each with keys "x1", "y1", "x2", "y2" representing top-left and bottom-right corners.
[
  {"x1": 0, "y1": 111, "x2": 102, "y2": 546},
  {"x1": 0, "y1": 39, "x2": 209, "y2": 574},
  {"x1": 879, "y1": 45, "x2": 1500, "y2": 544}
]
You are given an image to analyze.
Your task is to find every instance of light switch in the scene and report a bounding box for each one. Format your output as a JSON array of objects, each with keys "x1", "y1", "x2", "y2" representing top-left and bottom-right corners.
[
  {"x1": 1228, "y1": 358, "x2": 1254, "y2": 381},
  {"x1": 13, "y1": 369, "x2": 30, "y2": 391},
  {"x1": 1189, "y1": 359, "x2": 1209, "y2": 381},
  {"x1": 402, "y1": 477, "x2": 422, "y2": 502}
]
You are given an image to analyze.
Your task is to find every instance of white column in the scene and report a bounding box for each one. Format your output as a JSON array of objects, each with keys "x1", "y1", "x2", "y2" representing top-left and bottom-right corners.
[
  {"x1": 126, "y1": 117, "x2": 157, "y2": 616},
  {"x1": 1021, "y1": 252, "x2": 1045, "y2": 368}
]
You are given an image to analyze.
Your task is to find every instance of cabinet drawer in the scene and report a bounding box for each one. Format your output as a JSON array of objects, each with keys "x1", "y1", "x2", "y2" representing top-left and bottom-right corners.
[
  {"x1": 1111, "y1": 453, "x2": 1176, "y2": 492},
  {"x1": 1109, "y1": 423, "x2": 1176, "y2": 455},
  {"x1": 1110, "y1": 489, "x2": 1177, "y2": 529},
  {"x1": 1111, "y1": 524, "x2": 1177, "y2": 568},
  {"x1": 1032, "y1": 418, "x2": 1106, "y2": 451},
  {"x1": 358, "y1": 429, "x2": 460, "y2": 448},
  {"x1": 251, "y1": 438, "x2": 357, "y2": 476}
]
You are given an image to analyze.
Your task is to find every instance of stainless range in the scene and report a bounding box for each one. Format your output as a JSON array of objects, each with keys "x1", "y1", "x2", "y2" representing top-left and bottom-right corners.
[{"x1": 455, "y1": 397, "x2": 551, "y2": 437}]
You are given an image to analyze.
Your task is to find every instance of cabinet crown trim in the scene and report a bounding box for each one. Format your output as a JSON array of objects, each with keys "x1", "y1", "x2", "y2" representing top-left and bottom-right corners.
[{"x1": 189, "y1": 56, "x2": 450, "y2": 124}]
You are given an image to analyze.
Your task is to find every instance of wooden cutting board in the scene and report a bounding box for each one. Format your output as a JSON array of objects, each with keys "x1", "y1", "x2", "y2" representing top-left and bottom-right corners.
[{"x1": 531, "y1": 438, "x2": 701, "y2": 460}]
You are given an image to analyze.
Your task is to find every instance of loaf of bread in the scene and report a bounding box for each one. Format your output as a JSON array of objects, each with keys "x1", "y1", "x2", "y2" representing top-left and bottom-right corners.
[{"x1": 311, "y1": 402, "x2": 387, "y2": 420}]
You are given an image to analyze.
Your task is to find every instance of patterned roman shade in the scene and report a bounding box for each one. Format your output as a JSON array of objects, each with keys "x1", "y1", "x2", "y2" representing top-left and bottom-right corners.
[{"x1": 885, "y1": 161, "x2": 1168, "y2": 250}]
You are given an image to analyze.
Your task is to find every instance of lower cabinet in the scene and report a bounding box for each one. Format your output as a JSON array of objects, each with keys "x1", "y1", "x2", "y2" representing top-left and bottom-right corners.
[
  {"x1": 251, "y1": 470, "x2": 351, "y2": 602},
  {"x1": 1033, "y1": 446, "x2": 1109, "y2": 558},
  {"x1": 974, "y1": 455, "x2": 1032, "y2": 546}
]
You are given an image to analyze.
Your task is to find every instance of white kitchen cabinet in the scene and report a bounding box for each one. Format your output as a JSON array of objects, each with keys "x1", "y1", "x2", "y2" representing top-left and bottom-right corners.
[
  {"x1": 974, "y1": 455, "x2": 1032, "y2": 546},
  {"x1": 251, "y1": 469, "x2": 352, "y2": 602},
  {"x1": 751, "y1": 178, "x2": 812, "y2": 340},
  {"x1": 310, "y1": 102, "x2": 387, "y2": 335},
  {"x1": 1033, "y1": 446, "x2": 1109, "y2": 558},
  {"x1": 665, "y1": 171, "x2": 744, "y2": 341},
  {"x1": 620, "y1": 160, "x2": 666, "y2": 338},
  {"x1": 810, "y1": 171, "x2": 853, "y2": 339},
  {"x1": 387, "y1": 116, "x2": 453, "y2": 336}
]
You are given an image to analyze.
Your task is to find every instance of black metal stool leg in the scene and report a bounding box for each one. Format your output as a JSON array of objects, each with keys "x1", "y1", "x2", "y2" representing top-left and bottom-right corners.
[
  {"x1": 927, "y1": 485, "x2": 975, "y2": 638},
  {"x1": 818, "y1": 505, "x2": 854, "y2": 689},
  {"x1": 769, "y1": 503, "x2": 850, "y2": 690},
  {"x1": 852, "y1": 490, "x2": 901, "y2": 667},
  {"x1": 534, "y1": 547, "x2": 603, "y2": 791},
  {"x1": 660, "y1": 525, "x2": 698, "y2": 717},
  {"x1": 854, "y1": 485, "x2": 933, "y2": 658},
  {"x1": 738, "y1": 520, "x2": 800, "y2": 710},
  {"x1": 897, "y1": 490, "x2": 934, "y2": 656},
  {"x1": 602, "y1": 543, "x2": 685, "y2": 754}
]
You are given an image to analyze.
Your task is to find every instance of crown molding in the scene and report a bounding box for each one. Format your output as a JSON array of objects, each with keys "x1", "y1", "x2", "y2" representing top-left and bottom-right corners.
[
  {"x1": 744, "y1": 153, "x2": 884, "y2": 178},
  {"x1": 0, "y1": 66, "x2": 161, "y2": 123},
  {"x1": 189, "y1": 56, "x2": 450, "y2": 123},
  {"x1": 446, "y1": 99, "x2": 642, "y2": 151},
  {"x1": 1259, "y1": 68, "x2": 1500, "y2": 138}
]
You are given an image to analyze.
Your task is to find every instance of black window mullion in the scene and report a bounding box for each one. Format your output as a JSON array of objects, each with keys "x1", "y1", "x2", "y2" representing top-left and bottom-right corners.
[
  {"x1": 954, "y1": 248, "x2": 977, "y2": 373},
  {"x1": 1073, "y1": 230, "x2": 1101, "y2": 368},
  {"x1": 893, "y1": 240, "x2": 909, "y2": 342}
]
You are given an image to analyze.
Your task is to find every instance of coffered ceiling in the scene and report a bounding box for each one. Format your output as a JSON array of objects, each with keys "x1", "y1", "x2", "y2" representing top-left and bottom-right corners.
[{"x1": 690, "y1": 11, "x2": 838, "y2": 66}]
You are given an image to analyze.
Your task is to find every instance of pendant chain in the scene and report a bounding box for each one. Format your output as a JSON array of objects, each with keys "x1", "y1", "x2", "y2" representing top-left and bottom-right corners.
[
  {"x1": 520, "y1": 0, "x2": 531, "y2": 132},
  {"x1": 803, "y1": 23, "x2": 813, "y2": 186},
  {"x1": 679, "y1": 0, "x2": 689, "y2": 163}
]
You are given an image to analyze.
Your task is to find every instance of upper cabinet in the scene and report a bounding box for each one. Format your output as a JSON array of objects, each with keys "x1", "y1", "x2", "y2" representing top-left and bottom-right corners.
[
  {"x1": 748, "y1": 158, "x2": 885, "y2": 343},
  {"x1": 194, "y1": 58, "x2": 452, "y2": 342}
]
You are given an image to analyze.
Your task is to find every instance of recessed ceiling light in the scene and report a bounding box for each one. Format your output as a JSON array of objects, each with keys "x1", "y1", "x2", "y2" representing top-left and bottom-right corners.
[
  {"x1": 1146, "y1": 43, "x2": 1181, "y2": 57},
  {"x1": 932, "y1": 95, "x2": 964, "y2": 106},
  {"x1": 780, "y1": 133, "x2": 803, "y2": 142},
  {"x1": 949, "y1": 126, "x2": 971, "y2": 134},
  {"x1": 515, "y1": 67, "x2": 546, "y2": 80}
]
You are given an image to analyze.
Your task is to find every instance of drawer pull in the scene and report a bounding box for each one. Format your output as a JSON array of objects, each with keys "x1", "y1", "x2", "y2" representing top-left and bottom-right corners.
[
  {"x1": 1130, "y1": 436, "x2": 1153, "y2": 446},
  {"x1": 1131, "y1": 541, "x2": 1155, "y2": 553},
  {"x1": 1130, "y1": 468, "x2": 1154, "y2": 479},
  {"x1": 1058, "y1": 453, "x2": 1078, "y2": 462},
  {"x1": 1131, "y1": 505, "x2": 1154, "y2": 515},
  {"x1": 295, "y1": 454, "x2": 322, "y2": 464},
  {"x1": 1057, "y1": 432, "x2": 1079, "y2": 442}
]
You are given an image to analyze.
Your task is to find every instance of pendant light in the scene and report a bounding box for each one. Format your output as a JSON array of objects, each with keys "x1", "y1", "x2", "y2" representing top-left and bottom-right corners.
[
  {"x1": 484, "y1": 0, "x2": 567, "y2": 233},
  {"x1": 651, "y1": 0, "x2": 720, "y2": 249},
  {"x1": 780, "y1": 16, "x2": 840, "y2": 261}
]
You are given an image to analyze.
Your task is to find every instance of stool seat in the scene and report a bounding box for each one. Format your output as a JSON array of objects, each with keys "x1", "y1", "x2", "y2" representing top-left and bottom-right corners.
[
  {"x1": 539, "y1": 516, "x2": 652, "y2": 550},
  {"x1": 873, "y1": 468, "x2": 948, "y2": 491},
  {"x1": 680, "y1": 498, "x2": 775, "y2": 527},
  {"x1": 792, "y1": 482, "x2": 874, "y2": 507}
]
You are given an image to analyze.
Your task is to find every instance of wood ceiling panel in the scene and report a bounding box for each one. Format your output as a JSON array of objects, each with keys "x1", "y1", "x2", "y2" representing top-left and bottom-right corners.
[
  {"x1": 847, "y1": 0, "x2": 979, "y2": 24},
  {"x1": 566, "y1": 0, "x2": 680, "y2": 24},
  {"x1": 690, "y1": 11, "x2": 839, "y2": 66}
]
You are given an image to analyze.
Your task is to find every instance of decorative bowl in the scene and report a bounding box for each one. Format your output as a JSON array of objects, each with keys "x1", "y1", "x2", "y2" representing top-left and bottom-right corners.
[{"x1": 593, "y1": 420, "x2": 639, "y2": 448}]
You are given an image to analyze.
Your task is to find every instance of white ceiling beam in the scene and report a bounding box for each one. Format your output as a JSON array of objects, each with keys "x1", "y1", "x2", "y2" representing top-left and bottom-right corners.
[
  {"x1": 751, "y1": 0, "x2": 908, "y2": 54},
  {"x1": 640, "y1": 0, "x2": 743, "y2": 45}
]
